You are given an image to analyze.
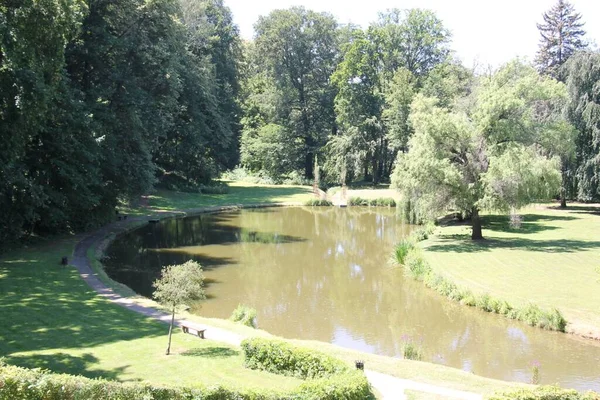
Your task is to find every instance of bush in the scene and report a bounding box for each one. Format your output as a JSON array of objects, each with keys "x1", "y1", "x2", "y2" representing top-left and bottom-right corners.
[
  {"x1": 348, "y1": 197, "x2": 396, "y2": 207},
  {"x1": 403, "y1": 250, "x2": 430, "y2": 280},
  {"x1": 393, "y1": 240, "x2": 414, "y2": 265},
  {"x1": 230, "y1": 304, "x2": 258, "y2": 328},
  {"x1": 0, "y1": 363, "x2": 278, "y2": 400},
  {"x1": 304, "y1": 199, "x2": 333, "y2": 207},
  {"x1": 489, "y1": 385, "x2": 600, "y2": 400},
  {"x1": 400, "y1": 337, "x2": 423, "y2": 361},
  {"x1": 241, "y1": 338, "x2": 348, "y2": 380},
  {"x1": 294, "y1": 370, "x2": 374, "y2": 400}
]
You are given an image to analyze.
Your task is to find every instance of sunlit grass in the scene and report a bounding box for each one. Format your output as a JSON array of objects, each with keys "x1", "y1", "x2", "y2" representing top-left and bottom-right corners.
[{"x1": 421, "y1": 205, "x2": 600, "y2": 337}]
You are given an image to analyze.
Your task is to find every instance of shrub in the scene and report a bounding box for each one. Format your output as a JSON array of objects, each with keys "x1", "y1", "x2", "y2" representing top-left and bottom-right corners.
[
  {"x1": 294, "y1": 370, "x2": 374, "y2": 400},
  {"x1": 241, "y1": 338, "x2": 348, "y2": 380},
  {"x1": 348, "y1": 197, "x2": 396, "y2": 207},
  {"x1": 304, "y1": 199, "x2": 333, "y2": 207},
  {"x1": 393, "y1": 240, "x2": 414, "y2": 265},
  {"x1": 230, "y1": 304, "x2": 258, "y2": 328},
  {"x1": 400, "y1": 337, "x2": 423, "y2": 361},
  {"x1": 403, "y1": 250, "x2": 430, "y2": 280},
  {"x1": 0, "y1": 363, "x2": 277, "y2": 400},
  {"x1": 489, "y1": 385, "x2": 598, "y2": 400}
]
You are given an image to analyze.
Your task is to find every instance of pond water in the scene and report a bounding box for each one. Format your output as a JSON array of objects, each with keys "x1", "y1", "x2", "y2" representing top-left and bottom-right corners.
[{"x1": 104, "y1": 207, "x2": 600, "y2": 391}]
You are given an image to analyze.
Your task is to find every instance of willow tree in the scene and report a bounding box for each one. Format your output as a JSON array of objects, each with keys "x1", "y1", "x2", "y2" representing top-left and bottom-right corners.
[{"x1": 393, "y1": 61, "x2": 565, "y2": 240}]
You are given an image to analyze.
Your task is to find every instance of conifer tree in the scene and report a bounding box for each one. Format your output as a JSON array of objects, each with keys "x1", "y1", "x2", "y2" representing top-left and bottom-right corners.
[{"x1": 535, "y1": 0, "x2": 586, "y2": 79}]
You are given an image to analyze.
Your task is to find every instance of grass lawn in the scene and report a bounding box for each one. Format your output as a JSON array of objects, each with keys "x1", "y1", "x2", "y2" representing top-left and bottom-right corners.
[
  {"x1": 421, "y1": 204, "x2": 600, "y2": 338},
  {"x1": 119, "y1": 181, "x2": 314, "y2": 216},
  {"x1": 405, "y1": 390, "x2": 453, "y2": 400},
  {"x1": 0, "y1": 239, "x2": 301, "y2": 392}
]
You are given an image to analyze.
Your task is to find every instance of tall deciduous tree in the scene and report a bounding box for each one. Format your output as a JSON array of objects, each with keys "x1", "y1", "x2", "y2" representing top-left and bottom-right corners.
[
  {"x1": 564, "y1": 52, "x2": 600, "y2": 201},
  {"x1": 393, "y1": 61, "x2": 564, "y2": 239},
  {"x1": 153, "y1": 261, "x2": 206, "y2": 355},
  {"x1": 535, "y1": 0, "x2": 586, "y2": 79},
  {"x1": 252, "y1": 7, "x2": 339, "y2": 179}
]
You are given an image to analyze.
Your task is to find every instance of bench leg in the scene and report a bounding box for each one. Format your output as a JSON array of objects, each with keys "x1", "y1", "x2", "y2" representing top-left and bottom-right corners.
[{"x1": 199, "y1": 330, "x2": 204, "y2": 339}]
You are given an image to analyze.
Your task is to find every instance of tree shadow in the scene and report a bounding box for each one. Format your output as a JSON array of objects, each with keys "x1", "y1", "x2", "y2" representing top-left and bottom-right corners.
[
  {"x1": 483, "y1": 214, "x2": 576, "y2": 235},
  {"x1": 547, "y1": 205, "x2": 600, "y2": 216},
  {"x1": 427, "y1": 234, "x2": 600, "y2": 253},
  {"x1": 180, "y1": 347, "x2": 239, "y2": 358},
  {"x1": 4, "y1": 352, "x2": 131, "y2": 381}
]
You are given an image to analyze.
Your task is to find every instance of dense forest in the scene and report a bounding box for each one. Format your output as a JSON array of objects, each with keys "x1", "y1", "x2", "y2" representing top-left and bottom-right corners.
[{"x1": 1, "y1": 0, "x2": 599, "y2": 244}]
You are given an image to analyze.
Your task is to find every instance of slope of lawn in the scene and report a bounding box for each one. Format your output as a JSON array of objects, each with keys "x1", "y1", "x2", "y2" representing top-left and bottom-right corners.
[
  {"x1": 0, "y1": 239, "x2": 301, "y2": 392},
  {"x1": 421, "y1": 204, "x2": 600, "y2": 338},
  {"x1": 119, "y1": 181, "x2": 314, "y2": 216}
]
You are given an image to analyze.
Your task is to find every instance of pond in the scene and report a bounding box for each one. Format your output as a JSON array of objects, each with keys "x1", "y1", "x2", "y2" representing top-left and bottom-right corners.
[{"x1": 104, "y1": 207, "x2": 600, "y2": 391}]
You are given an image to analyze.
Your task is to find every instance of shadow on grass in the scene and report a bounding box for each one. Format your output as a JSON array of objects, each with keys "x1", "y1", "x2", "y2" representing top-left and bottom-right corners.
[
  {"x1": 483, "y1": 214, "x2": 577, "y2": 235},
  {"x1": 547, "y1": 205, "x2": 600, "y2": 216},
  {"x1": 4, "y1": 352, "x2": 132, "y2": 381},
  {"x1": 180, "y1": 347, "x2": 239, "y2": 358},
  {"x1": 427, "y1": 234, "x2": 600, "y2": 253}
]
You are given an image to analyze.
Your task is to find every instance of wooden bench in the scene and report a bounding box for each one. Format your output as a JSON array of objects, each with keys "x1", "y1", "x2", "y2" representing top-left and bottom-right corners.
[{"x1": 180, "y1": 322, "x2": 206, "y2": 339}]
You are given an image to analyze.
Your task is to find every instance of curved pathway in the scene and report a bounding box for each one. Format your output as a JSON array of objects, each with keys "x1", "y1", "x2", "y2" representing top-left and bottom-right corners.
[{"x1": 71, "y1": 209, "x2": 483, "y2": 400}]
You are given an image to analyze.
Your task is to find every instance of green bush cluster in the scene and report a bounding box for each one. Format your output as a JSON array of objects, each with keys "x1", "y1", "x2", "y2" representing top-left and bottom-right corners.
[
  {"x1": 241, "y1": 338, "x2": 348, "y2": 380},
  {"x1": 0, "y1": 363, "x2": 276, "y2": 400},
  {"x1": 304, "y1": 199, "x2": 333, "y2": 206},
  {"x1": 489, "y1": 385, "x2": 600, "y2": 400},
  {"x1": 396, "y1": 244, "x2": 567, "y2": 332},
  {"x1": 348, "y1": 197, "x2": 397, "y2": 207},
  {"x1": 1, "y1": 359, "x2": 374, "y2": 400},
  {"x1": 230, "y1": 304, "x2": 258, "y2": 328}
]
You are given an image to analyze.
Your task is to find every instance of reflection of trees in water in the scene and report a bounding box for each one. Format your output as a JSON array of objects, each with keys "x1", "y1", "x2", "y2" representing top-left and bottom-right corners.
[{"x1": 105, "y1": 208, "x2": 600, "y2": 389}]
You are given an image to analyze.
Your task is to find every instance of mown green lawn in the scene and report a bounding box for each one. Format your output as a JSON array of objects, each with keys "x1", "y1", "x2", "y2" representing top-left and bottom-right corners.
[
  {"x1": 119, "y1": 181, "x2": 314, "y2": 216},
  {"x1": 421, "y1": 205, "x2": 600, "y2": 337},
  {"x1": 0, "y1": 239, "x2": 301, "y2": 392}
]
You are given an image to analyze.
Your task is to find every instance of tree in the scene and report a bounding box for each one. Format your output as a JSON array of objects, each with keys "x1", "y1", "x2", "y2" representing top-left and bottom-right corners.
[
  {"x1": 252, "y1": 7, "x2": 339, "y2": 179},
  {"x1": 535, "y1": 0, "x2": 586, "y2": 79},
  {"x1": 564, "y1": 52, "x2": 600, "y2": 201},
  {"x1": 393, "y1": 61, "x2": 564, "y2": 240},
  {"x1": 153, "y1": 261, "x2": 206, "y2": 355}
]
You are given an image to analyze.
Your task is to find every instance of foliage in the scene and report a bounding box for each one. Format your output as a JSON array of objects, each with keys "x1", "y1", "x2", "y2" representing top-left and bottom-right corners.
[
  {"x1": 400, "y1": 337, "x2": 423, "y2": 361},
  {"x1": 535, "y1": 0, "x2": 587, "y2": 79},
  {"x1": 348, "y1": 197, "x2": 397, "y2": 207},
  {"x1": 396, "y1": 240, "x2": 567, "y2": 332},
  {"x1": 230, "y1": 304, "x2": 258, "y2": 328},
  {"x1": 490, "y1": 385, "x2": 600, "y2": 400},
  {"x1": 305, "y1": 199, "x2": 334, "y2": 207},
  {"x1": 392, "y1": 61, "x2": 565, "y2": 239},
  {"x1": 241, "y1": 338, "x2": 348, "y2": 380},
  {"x1": 564, "y1": 52, "x2": 600, "y2": 201},
  {"x1": 0, "y1": 363, "x2": 282, "y2": 400},
  {"x1": 293, "y1": 371, "x2": 374, "y2": 400},
  {"x1": 153, "y1": 261, "x2": 206, "y2": 354}
]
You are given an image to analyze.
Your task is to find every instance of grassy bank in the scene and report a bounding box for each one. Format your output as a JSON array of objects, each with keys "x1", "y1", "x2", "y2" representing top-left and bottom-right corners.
[
  {"x1": 0, "y1": 183, "x2": 525, "y2": 398},
  {"x1": 420, "y1": 205, "x2": 600, "y2": 338}
]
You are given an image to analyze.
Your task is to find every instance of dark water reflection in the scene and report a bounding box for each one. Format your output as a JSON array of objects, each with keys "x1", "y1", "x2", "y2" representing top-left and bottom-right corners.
[{"x1": 105, "y1": 207, "x2": 600, "y2": 390}]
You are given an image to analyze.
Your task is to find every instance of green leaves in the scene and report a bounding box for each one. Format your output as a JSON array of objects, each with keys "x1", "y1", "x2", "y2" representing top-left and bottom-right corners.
[{"x1": 152, "y1": 260, "x2": 206, "y2": 309}]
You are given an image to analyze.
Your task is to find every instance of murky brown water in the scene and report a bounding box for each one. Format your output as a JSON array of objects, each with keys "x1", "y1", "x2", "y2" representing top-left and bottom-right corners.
[{"x1": 105, "y1": 207, "x2": 600, "y2": 390}]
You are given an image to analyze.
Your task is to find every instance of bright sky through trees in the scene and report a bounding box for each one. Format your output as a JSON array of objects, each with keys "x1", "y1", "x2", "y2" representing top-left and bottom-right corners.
[{"x1": 224, "y1": 0, "x2": 599, "y2": 68}]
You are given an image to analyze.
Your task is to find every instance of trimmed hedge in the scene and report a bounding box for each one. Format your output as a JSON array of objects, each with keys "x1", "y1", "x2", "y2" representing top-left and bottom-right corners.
[
  {"x1": 241, "y1": 338, "x2": 348, "y2": 379},
  {"x1": 0, "y1": 363, "x2": 277, "y2": 400},
  {"x1": 489, "y1": 386, "x2": 600, "y2": 400},
  {"x1": 294, "y1": 371, "x2": 374, "y2": 400}
]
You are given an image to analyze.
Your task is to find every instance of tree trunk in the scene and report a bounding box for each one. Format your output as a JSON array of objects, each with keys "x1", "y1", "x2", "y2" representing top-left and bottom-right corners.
[
  {"x1": 560, "y1": 159, "x2": 568, "y2": 208},
  {"x1": 471, "y1": 208, "x2": 483, "y2": 240},
  {"x1": 166, "y1": 307, "x2": 175, "y2": 355}
]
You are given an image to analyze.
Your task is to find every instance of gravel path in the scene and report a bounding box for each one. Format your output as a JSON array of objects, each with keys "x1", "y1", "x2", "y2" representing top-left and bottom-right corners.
[{"x1": 71, "y1": 210, "x2": 483, "y2": 400}]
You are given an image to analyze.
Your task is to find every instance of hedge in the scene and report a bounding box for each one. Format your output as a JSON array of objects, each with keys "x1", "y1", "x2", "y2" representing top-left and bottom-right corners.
[
  {"x1": 241, "y1": 338, "x2": 348, "y2": 380},
  {"x1": 348, "y1": 197, "x2": 396, "y2": 207},
  {"x1": 0, "y1": 363, "x2": 277, "y2": 400},
  {"x1": 489, "y1": 386, "x2": 600, "y2": 400}
]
